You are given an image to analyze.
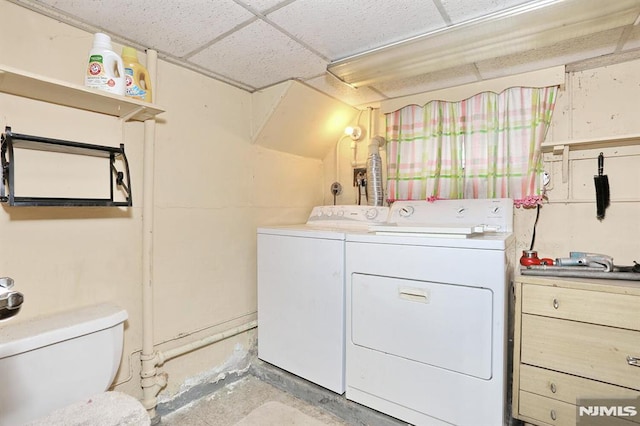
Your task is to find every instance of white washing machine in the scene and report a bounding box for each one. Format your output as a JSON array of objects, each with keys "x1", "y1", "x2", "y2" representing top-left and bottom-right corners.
[
  {"x1": 257, "y1": 205, "x2": 389, "y2": 394},
  {"x1": 345, "y1": 199, "x2": 515, "y2": 425}
]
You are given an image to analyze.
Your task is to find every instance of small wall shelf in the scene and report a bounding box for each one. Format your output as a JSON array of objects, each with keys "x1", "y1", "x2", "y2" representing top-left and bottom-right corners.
[
  {"x1": 0, "y1": 64, "x2": 164, "y2": 122},
  {"x1": 542, "y1": 133, "x2": 640, "y2": 183},
  {"x1": 542, "y1": 133, "x2": 640, "y2": 153},
  {"x1": 1, "y1": 127, "x2": 132, "y2": 207}
]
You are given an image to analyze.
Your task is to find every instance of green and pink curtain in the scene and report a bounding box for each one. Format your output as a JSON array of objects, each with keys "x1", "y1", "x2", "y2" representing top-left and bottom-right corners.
[{"x1": 385, "y1": 86, "x2": 558, "y2": 207}]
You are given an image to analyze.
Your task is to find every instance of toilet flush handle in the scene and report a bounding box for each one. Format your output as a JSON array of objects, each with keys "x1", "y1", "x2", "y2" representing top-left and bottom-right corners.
[
  {"x1": 0, "y1": 276, "x2": 14, "y2": 289},
  {"x1": 0, "y1": 277, "x2": 22, "y2": 320}
]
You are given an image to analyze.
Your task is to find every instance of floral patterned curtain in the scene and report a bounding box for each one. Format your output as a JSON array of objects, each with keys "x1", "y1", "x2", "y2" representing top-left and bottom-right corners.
[{"x1": 386, "y1": 86, "x2": 558, "y2": 207}]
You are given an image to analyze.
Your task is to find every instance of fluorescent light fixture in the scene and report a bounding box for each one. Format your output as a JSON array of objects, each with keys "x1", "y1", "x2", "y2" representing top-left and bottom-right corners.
[{"x1": 327, "y1": 0, "x2": 640, "y2": 88}]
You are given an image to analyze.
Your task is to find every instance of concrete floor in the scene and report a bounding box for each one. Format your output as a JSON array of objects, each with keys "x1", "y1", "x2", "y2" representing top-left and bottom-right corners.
[
  {"x1": 158, "y1": 359, "x2": 409, "y2": 426},
  {"x1": 160, "y1": 375, "x2": 350, "y2": 426}
]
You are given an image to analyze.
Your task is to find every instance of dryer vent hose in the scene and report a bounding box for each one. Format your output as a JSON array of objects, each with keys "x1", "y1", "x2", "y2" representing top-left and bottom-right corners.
[{"x1": 366, "y1": 136, "x2": 385, "y2": 206}]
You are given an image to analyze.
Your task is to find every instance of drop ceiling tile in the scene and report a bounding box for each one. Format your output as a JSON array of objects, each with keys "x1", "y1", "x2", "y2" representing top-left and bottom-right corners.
[
  {"x1": 304, "y1": 74, "x2": 386, "y2": 107},
  {"x1": 477, "y1": 29, "x2": 623, "y2": 79},
  {"x1": 188, "y1": 20, "x2": 327, "y2": 89},
  {"x1": 238, "y1": 0, "x2": 291, "y2": 13},
  {"x1": 33, "y1": 0, "x2": 254, "y2": 56},
  {"x1": 371, "y1": 64, "x2": 480, "y2": 99},
  {"x1": 267, "y1": 0, "x2": 446, "y2": 59},
  {"x1": 441, "y1": 0, "x2": 533, "y2": 22}
]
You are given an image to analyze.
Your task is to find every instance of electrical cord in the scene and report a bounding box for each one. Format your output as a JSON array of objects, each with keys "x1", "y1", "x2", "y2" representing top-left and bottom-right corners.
[{"x1": 529, "y1": 204, "x2": 541, "y2": 251}]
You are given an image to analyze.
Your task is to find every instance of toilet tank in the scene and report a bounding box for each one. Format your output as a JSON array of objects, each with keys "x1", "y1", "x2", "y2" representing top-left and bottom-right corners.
[{"x1": 0, "y1": 302, "x2": 128, "y2": 426}]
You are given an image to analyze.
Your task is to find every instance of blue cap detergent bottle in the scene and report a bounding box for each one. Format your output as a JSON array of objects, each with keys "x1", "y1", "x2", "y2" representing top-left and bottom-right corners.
[{"x1": 121, "y1": 46, "x2": 152, "y2": 103}]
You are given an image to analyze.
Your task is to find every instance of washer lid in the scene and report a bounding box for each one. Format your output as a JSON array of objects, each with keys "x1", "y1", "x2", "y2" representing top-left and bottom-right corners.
[{"x1": 257, "y1": 224, "x2": 346, "y2": 240}]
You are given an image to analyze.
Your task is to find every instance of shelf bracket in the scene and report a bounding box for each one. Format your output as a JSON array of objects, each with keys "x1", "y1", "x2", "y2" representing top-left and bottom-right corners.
[
  {"x1": 552, "y1": 145, "x2": 570, "y2": 183},
  {"x1": 120, "y1": 106, "x2": 147, "y2": 122}
]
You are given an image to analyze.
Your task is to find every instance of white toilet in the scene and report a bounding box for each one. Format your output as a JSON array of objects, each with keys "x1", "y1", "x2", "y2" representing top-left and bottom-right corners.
[{"x1": 0, "y1": 302, "x2": 129, "y2": 426}]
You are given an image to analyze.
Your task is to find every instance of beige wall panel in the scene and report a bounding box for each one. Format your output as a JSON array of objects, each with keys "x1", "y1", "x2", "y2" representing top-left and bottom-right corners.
[
  {"x1": 568, "y1": 64, "x2": 640, "y2": 139},
  {"x1": 251, "y1": 146, "x2": 323, "y2": 208},
  {"x1": 152, "y1": 207, "x2": 256, "y2": 343},
  {"x1": 153, "y1": 61, "x2": 251, "y2": 209},
  {"x1": 0, "y1": 1, "x2": 89, "y2": 83}
]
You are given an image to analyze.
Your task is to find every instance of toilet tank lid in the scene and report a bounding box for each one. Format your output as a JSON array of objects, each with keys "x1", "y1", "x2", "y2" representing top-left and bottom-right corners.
[{"x1": 0, "y1": 302, "x2": 128, "y2": 358}]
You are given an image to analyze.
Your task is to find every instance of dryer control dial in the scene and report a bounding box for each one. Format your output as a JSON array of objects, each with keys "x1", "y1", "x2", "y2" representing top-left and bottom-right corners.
[
  {"x1": 399, "y1": 206, "x2": 415, "y2": 217},
  {"x1": 365, "y1": 208, "x2": 379, "y2": 220}
]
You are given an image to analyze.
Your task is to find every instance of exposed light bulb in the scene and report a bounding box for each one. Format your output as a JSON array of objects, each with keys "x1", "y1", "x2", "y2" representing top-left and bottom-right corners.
[{"x1": 345, "y1": 125, "x2": 362, "y2": 141}]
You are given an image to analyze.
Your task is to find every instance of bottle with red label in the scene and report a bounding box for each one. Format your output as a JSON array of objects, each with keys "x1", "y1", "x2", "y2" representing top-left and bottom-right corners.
[{"x1": 84, "y1": 33, "x2": 126, "y2": 96}]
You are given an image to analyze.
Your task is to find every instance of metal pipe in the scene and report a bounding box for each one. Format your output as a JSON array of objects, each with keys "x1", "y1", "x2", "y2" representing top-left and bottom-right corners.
[
  {"x1": 139, "y1": 48, "x2": 159, "y2": 422},
  {"x1": 157, "y1": 320, "x2": 258, "y2": 365}
]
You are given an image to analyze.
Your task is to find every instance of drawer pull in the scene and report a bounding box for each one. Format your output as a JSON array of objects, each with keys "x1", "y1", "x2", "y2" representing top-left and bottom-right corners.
[
  {"x1": 550, "y1": 409, "x2": 557, "y2": 421},
  {"x1": 550, "y1": 382, "x2": 557, "y2": 393},
  {"x1": 552, "y1": 298, "x2": 559, "y2": 309},
  {"x1": 627, "y1": 355, "x2": 640, "y2": 367}
]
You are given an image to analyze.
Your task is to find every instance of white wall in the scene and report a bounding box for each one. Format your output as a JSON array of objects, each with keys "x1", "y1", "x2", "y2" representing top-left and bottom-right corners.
[
  {"x1": 526, "y1": 61, "x2": 640, "y2": 266},
  {"x1": 0, "y1": 0, "x2": 324, "y2": 401}
]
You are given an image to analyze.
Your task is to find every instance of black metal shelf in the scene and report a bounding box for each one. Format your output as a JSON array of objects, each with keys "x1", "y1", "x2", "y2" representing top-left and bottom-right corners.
[{"x1": 1, "y1": 127, "x2": 132, "y2": 207}]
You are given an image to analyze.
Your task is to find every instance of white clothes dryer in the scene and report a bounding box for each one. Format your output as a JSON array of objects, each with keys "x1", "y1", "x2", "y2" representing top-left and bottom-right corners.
[
  {"x1": 345, "y1": 199, "x2": 515, "y2": 425},
  {"x1": 257, "y1": 205, "x2": 389, "y2": 394}
]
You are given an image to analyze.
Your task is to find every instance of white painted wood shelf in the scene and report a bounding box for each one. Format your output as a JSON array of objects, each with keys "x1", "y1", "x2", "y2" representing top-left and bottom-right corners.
[
  {"x1": 542, "y1": 133, "x2": 640, "y2": 184},
  {"x1": 0, "y1": 64, "x2": 164, "y2": 122},
  {"x1": 542, "y1": 133, "x2": 640, "y2": 153}
]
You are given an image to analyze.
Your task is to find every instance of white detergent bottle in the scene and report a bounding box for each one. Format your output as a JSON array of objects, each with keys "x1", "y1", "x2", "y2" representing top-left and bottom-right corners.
[{"x1": 85, "y1": 33, "x2": 126, "y2": 96}]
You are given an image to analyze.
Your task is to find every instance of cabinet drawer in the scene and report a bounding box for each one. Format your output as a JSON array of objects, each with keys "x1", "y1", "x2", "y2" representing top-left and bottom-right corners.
[
  {"x1": 519, "y1": 391, "x2": 576, "y2": 426},
  {"x1": 521, "y1": 314, "x2": 640, "y2": 390},
  {"x1": 522, "y1": 284, "x2": 640, "y2": 331},
  {"x1": 519, "y1": 391, "x2": 637, "y2": 426},
  {"x1": 520, "y1": 364, "x2": 640, "y2": 404}
]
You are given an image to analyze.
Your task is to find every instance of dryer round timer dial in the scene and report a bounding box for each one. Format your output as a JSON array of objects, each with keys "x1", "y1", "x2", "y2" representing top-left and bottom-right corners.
[
  {"x1": 399, "y1": 206, "x2": 415, "y2": 217},
  {"x1": 365, "y1": 208, "x2": 379, "y2": 219}
]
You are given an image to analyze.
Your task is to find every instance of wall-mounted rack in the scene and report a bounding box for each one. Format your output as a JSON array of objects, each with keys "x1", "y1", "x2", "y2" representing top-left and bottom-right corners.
[{"x1": 0, "y1": 127, "x2": 132, "y2": 207}]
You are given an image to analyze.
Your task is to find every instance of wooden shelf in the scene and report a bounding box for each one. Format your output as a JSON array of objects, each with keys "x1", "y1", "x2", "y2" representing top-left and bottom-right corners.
[
  {"x1": 542, "y1": 133, "x2": 640, "y2": 184},
  {"x1": 541, "y1": 133, "x2": 640, "y2": 153},
  {"x1": 0, "y1": 64, "x2": 164, "y2": 122}
]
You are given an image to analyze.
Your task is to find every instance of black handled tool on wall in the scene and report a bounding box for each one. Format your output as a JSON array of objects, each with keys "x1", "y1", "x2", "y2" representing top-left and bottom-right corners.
[{"x1": 594, "y1": 152, "x2": 610, "y2": 220}]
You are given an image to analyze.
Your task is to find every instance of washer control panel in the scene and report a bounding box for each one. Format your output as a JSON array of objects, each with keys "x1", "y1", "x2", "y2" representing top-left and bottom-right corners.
[
  {"x1": 307, "y1": 205, "x2": 389, "y2": 227},
  {"x1": 388, "y1": 199, "x2": 513, "y2": 232}
]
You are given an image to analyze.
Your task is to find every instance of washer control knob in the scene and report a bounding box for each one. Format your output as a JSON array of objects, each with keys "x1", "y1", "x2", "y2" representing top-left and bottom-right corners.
[
  {"x1": 491, "y1": 206, "x2": 501, "y2": 214},
  {"x1": 327, "y1": 210, "x2": 333, "y2": 217},
  {"x1": 337, "y1": 210, "x2": 344, "y2": 217},
  {"x1": 365, "y1": 208, "x2": 379, "y2": 219},
  {"x1": 457, "y1": 207, "x2": 466, "y2": 216},
  {"x1": 399, "y1": 206, "x2": 414, "y2": 217}
]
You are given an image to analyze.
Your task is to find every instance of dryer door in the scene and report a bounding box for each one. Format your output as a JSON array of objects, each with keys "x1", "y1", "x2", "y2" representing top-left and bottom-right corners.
[{"x1": 351, "y1": 274, "x2": 493, "y2": 379}]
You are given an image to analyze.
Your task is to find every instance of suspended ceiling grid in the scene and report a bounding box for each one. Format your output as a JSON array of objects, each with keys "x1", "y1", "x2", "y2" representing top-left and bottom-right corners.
[{"x1": 10, "y1": 0, "x2": 640, "y2": 108}]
